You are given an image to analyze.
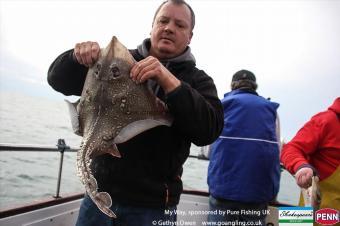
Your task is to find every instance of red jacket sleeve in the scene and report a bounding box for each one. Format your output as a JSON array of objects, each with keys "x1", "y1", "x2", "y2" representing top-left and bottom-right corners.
[{"x1": 280, "y1": 118, "x2": 322, "y2": 175}]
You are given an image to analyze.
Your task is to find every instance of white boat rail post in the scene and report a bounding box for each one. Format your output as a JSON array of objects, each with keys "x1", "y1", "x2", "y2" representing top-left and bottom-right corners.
[{"x1": 54, "y1": 139, "x2": 70, "y2": 199}]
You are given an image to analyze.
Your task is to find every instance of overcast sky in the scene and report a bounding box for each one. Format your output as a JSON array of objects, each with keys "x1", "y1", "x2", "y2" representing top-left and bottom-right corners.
[{"x1": 0, "y1": 0, "x2": 339, "y2": 140}]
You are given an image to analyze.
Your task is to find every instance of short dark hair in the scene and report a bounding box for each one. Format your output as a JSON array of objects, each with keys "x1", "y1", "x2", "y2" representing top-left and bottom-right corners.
[
  {"x1": 152, "y1": 0, "x2": 195, "y2": 31},
  {"x1": 231, "y1": 69, "x2": 258, "y2": 91},
  {"x1": 231, "y1": 80, "x2": 258, "y2": 91}
]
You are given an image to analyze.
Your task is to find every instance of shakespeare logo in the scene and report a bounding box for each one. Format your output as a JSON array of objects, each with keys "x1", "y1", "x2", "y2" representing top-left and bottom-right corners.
[
  {"x1": 279, "y1": 207, "x2": 313, "y2": 225},
  {"x1": 315, "y1": 208, "x2": 339, "y2": 225}
]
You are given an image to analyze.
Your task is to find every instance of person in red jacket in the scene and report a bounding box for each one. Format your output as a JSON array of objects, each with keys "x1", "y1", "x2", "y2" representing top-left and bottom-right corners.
[{"x1": 280, "y1": 97, "x2": 340, "y2": 209}]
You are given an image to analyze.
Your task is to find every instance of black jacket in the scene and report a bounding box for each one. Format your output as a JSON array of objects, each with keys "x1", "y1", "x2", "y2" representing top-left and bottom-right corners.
[{"x1": 47, "y1": 40, "x2": 223, "y2": 207}]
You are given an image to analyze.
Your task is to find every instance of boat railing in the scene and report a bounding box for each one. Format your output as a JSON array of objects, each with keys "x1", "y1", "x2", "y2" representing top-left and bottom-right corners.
[
  {"x1": 0, "y1": 139, "x2": 292, "y2": 223},
  {"x1": 0, "y1": 139, "x2": 79, "y2": 199},
  {"x1": 0, "y1": 139, "x2": 208, "y2": 201}
]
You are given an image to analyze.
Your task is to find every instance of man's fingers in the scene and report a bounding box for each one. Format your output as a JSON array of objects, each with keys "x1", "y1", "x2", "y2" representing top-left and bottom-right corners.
[
  {"x1": 139, "y1": 68, "x2": 160, "y2": 83},
  {"x1": 130, "y1": 56, "x2": 163, "y2": 83},
  {"x1": 301, "y1": 174, "x2": 310, "y2": 186},
  {"x1": 295, "y1": 167, "x2": 313, "y2": 188},
  {"x1": 136, "y1": 61, "x2": 158, "y2": 83},
  {"x1": 82, "y1": 43, "x2": 90, "y2": 66},
  {"x1": 91, "y1": 44, "x2": 100, "y2": 63},
  {"x1": 73, "y1": 43, "x2": 83, "y2": 65},
  {"x1": 74, "y1": 41, "x2": 100, "y2": 67},
  {"x1": 130, "y1": 60, "x2": 149, "y2": 82}
]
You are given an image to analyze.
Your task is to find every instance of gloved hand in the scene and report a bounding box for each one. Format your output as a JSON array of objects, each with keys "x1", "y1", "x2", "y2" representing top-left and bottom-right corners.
[{"x1": 295, "y1": 167, "x2": 314, "y2": 189}]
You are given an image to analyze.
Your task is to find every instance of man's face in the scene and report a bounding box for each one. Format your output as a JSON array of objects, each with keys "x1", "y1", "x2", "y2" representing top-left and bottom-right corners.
[{"x1": 150, "y1": 2, "x2": 193, "y2": 60}]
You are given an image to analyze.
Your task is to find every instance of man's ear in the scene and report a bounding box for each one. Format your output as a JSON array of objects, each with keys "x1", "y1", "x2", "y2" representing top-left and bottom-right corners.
[{"x1": 188, "y1": 32, "x2": 193, "y2": 45}]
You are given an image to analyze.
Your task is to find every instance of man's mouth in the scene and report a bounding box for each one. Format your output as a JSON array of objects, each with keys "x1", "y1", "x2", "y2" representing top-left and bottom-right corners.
[{"x1": 160, "y1": 37, "x2": 174, "y2": 43}]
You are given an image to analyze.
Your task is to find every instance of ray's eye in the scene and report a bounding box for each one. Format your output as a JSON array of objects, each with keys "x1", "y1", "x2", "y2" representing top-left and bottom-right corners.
[{"x1": 110, "y1": 65, "x2": 121, "y2": 78}]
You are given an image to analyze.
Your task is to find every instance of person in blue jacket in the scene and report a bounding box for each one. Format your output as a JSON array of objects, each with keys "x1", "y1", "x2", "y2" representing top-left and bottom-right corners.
[{"x1": 207, "y1": 69, "x2": 281, "y2": 225}]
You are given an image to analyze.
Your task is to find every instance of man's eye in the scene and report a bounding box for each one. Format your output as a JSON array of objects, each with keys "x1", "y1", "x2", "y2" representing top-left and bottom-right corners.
[
  {"x1": 158, "y1": 18, "x2": 168, "y2": 24},
  {"x1": 177, "y1": 23, "x2": 184, "y2": 28}
]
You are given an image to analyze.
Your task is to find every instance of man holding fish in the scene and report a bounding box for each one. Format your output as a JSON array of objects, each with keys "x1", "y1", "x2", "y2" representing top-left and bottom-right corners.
[
  {"x1": 281, "y1": 97, "x2": 340, "y2": 210},
  {"x1": 47, "y1": 0, "x2": 223, "y2": 225}
]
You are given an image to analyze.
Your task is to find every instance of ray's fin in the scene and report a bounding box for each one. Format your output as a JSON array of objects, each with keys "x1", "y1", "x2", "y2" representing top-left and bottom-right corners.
[
  {"x1": 104, "y1": 144, "x2": 121, "y2": 158},
  {"x1": 65, "y1": 99, "x2": 82, "y2": 136},
  {"x1": 114, "y1": 118, "x2": 172, "y2": 144},
  {"x1": 90, "y1": 144, "x2": 121, "y2": 158}
]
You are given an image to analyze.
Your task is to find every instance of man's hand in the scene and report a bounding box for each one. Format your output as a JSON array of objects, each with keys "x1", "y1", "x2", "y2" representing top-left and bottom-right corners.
[
  {"x1": 73, "y1": 41, "x2": 100, "y2": 67},
  {"x1": 295, "y1": 167, "x2": 314, "y2": 189},
  {"x1": 130, "y1": 56, "x2": 180, "y2": 94}
]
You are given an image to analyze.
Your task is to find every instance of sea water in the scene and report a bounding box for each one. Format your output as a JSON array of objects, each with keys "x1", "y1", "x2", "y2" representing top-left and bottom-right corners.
[{"x1": 0, "y1": 91, "x2": 300, "y2": 210}]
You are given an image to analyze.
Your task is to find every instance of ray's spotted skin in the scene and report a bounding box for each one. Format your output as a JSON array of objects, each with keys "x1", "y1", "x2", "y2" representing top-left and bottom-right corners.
[{"x1": 66, "y1": 36, "x2": 173, "y2": 218}]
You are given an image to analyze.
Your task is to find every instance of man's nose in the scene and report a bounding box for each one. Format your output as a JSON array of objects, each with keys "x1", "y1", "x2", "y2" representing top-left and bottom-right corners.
[{"x1": 164, "y1": 21, "x2": 175, "y2": 33}]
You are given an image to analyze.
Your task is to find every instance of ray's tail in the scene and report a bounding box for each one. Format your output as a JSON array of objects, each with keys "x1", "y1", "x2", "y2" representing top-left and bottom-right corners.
[{"x1": 76, "y1": 107, "x2": 117, "y2": 218}]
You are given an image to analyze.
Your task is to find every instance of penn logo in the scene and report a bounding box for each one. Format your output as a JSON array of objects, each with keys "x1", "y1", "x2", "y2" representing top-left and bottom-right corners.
[{"x1": 315, "y1": 208, "x2": 339, "y2": 225}]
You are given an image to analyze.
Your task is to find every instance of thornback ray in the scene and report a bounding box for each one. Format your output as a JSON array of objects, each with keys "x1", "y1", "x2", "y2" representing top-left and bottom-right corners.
[{"x1": 66, "y1": 36, "x2": 173, "y2": 218}]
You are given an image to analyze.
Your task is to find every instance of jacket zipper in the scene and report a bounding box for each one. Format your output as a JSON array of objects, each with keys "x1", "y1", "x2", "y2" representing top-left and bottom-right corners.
[{"x1": 164, "y1": 183, "x2": 169, "y2": 206}]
